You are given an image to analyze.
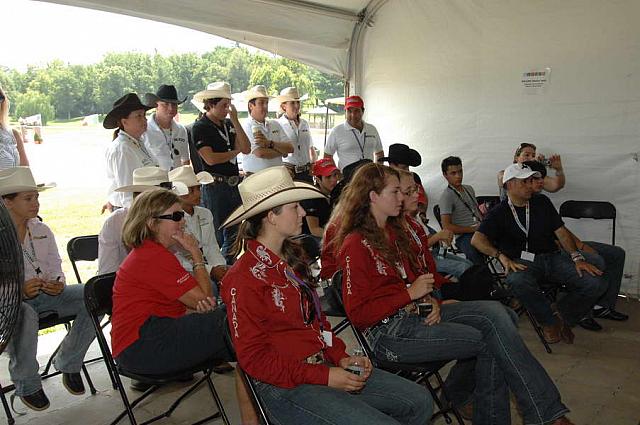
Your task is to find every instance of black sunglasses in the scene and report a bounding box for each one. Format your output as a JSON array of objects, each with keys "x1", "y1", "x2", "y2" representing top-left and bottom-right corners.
[{"x1": 154, "y1": 211, "x2": 185, "y2": 222}]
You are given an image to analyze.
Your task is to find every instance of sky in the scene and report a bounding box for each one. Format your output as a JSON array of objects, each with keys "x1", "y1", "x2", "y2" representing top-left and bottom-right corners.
[{"x1": 2, "y1": 0, "x2": 236, "y2": 70}]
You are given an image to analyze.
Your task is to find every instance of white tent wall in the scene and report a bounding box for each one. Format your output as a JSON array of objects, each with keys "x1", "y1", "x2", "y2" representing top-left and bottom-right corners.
[{"x1": 355, "y1": 0, "x2": 640, "y2": 296}]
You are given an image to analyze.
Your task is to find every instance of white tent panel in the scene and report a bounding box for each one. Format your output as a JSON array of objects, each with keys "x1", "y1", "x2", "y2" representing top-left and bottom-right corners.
[{"x1": 357, "y1": 0, "x2": 640, "y2": 296}]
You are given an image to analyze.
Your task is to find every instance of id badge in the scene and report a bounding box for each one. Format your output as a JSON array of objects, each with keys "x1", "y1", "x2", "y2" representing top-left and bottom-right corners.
[
  {"x1": 520, "y1": 251, "x2": 535, "y2": 262},
  {"x1": 322, "y1": 330, "x2": 333, "y2": 347}
]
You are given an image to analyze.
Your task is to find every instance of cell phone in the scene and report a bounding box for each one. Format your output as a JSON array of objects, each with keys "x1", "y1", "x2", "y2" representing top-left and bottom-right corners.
[{"x1": 418, "y1": 302, "x2": 433, "y2": 318}]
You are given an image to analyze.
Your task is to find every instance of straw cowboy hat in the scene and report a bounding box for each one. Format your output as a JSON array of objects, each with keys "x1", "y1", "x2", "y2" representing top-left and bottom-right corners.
[
  {"x1": 243, "y1": 85, "x2": 271, "y2": 102},
  {"x1": 193, "y1": 82, "x2": 232, "y2": 103},
  {"x1": 115, "y1": 166, "x2": 188, "y2": 195},
  {"x1": 222, "y1": 166, "x2": 325, "y2": 228},
  {"x1": 143, "y1": 85, "x2": 187, "y2": 107},
  {"x1": 275, "y1": 87, "x2": 309, "y2": 104},
  {"x1": 103, "y1": 93, "x2": 153, "y2": 129},
  {"x1": 168, "y1": 165, "x2": 214, "y2": 188},
  {"x1": 0, "y1": 167, "x2": 55, "y2": 196}
]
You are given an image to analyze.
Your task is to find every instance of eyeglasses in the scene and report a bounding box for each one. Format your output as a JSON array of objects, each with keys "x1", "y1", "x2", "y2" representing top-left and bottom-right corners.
[
  {"x1": 402, "y1": 185, "x2": 418, "y2": 197},
  {"x1": 154, "y1": 211, "x2": 185, "y2": 222}
]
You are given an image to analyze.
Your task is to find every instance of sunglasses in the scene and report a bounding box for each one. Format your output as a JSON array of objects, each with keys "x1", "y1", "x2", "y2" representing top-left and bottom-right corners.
[{"x1": 154, "y1": 211, "x2": 185, "y2": 222}]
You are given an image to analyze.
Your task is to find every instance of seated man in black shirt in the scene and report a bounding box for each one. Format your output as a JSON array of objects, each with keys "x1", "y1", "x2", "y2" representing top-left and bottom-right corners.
[
  {"x1": 471, "y1": 163, "x2": 607, "y2": 344},
  {"x1": 191, "y1": 82, "x2": 251, "y2": 264},
  {"x1": 301, "y1": 158, "x2": 340, "y2": 238}
]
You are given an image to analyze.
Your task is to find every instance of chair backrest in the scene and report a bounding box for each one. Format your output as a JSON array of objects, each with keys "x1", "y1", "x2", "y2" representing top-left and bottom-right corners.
[
  {"x1": 559, "y1": 201, "x2": 616, "y2": 244},
  {"x1": 67, "y1": 235, "x2": 99, "y2": 283},
  {"x1": 476, "y1": 195, "x2": 501, "y2": 213},
  {"x1": 323, "y1": 270, "x2": 346, "y2": 316},
  {"x1": 433, "y1": 204, "x2": 443, "y2": 228},
  {"x1": 84, "y1": 272, "x2": 116, "y2": 318}
]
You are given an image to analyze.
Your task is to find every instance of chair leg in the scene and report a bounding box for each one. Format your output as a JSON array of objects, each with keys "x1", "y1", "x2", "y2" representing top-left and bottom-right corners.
[
  {"x1": 81, "y1": 364, "x2": 97, "y2": 395},
  {"x1": 431, "y1": 371, "x2": 465, "y2": 425},
  {"x1": 0, "y1": 386, "x2": 15, "y2": 425},
  {"x1": 524, "y1": 309, "x2": 552, "y2": 354},
  {"x1": 205, "y1": 373, "x2": 230, "y2": 425}
]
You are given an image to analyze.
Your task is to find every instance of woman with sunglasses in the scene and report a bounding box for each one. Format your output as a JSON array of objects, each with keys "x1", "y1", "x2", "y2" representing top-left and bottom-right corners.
[
  {"x1": 111, "y1": 188, "x2": 232, "y2": 376},
  {"x1": 497, "y1": 142, "x2": 565, "y2": 196},
  {"x1": 221, "y1": 166, "x2": 431, "y2": 425},
  {"x1": 335, "y1": 163, "x2": 574, "y2": 425},
  {"x1": 0, "y1": 87, "x2": 29, "y2": 170}
]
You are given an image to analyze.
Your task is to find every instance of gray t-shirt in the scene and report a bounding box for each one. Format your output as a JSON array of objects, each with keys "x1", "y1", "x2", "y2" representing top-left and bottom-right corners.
[{"x1": 439, "y1": 184, "x2": 481, "y2": 227}]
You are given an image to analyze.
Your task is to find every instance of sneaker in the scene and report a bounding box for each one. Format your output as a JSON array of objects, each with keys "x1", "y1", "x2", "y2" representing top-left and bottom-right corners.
[
  {"x1": 593, "y1": 307, "x2": 629, "y2": 321},
  {"x1": 578, "y1": 316, "x2": 603, "y2": 332},
  {"x1": 62, "y1": 372, "x2": 86, "y2": 395},
  {"x1": 19, "y1": 389, "x2": 50, "y2": 411}
]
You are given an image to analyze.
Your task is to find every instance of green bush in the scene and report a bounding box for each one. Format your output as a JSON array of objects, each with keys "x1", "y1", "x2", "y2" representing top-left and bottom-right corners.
[{"x1": 14, "y1": 90, "x2": 55, "y2": 125}]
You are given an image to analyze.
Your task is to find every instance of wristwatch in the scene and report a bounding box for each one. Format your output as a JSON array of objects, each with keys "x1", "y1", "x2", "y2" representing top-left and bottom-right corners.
[{"x1": 570, "y1": 251, "x2": 586, "y2": 263}]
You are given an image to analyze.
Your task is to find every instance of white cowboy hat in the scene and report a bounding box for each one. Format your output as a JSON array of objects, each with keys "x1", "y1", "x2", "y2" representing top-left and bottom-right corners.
[
  {"x1": 275, "y1": 87, "x2": 309, "y2": 104},
  {"x1": 193, "y1": 82, "x2": 232, "y2": 103},
  {"x1": 243, "y1": 85, "x2": 272, "y2": 102},
  {"x1": 168, "y1": 165, "x2": 214, "y2": 188},
  {"x1": 190, "y1": 98, "x2": 205, "y2": 113},
  {"x1": 0, "y1": 167, "x2": 55, "y2": 196},
  {"x1": 115, "y1": 166, "x2": 188, "y2": 195},
  {"x1": 222, "y1": 166, "x2": 325, "y2": 228}
]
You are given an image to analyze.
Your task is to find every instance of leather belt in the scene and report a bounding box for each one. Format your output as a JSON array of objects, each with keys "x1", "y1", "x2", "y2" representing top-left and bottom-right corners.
[
  {"x1": 211, "y1": 174, "x2": 241, "y2": 186},
  {"x1": 304, "y1": 351, "x2": 325, "y2": 365},
  {"x1": 285, "y1": 163, "x2": 312, "y2": 174}
]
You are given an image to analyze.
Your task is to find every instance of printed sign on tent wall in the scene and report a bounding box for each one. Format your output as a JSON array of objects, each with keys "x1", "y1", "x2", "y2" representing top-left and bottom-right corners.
[{"x1": 521, "y1": 67, "x2": 551, "y2": 94}]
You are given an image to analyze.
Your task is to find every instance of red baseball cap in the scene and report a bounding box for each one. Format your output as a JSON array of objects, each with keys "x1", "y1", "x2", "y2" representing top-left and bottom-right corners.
[
  {"x1": 313, "y1": 158, "x2": 339, "y2": 177},
  {"x1": 345, "y1": 95, "x2": 364, "y2": 110}
]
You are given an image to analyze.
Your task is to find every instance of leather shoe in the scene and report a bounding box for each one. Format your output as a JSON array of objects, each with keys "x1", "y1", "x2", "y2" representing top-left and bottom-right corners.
[
  {"x1": 557, "y1": 316, "x2": 575, "y2": 344},
  {"x1": 18, "y1": 389, "x2": 50, "y2": 411},
  {"x1": 551, "y1": 416, "x2": 576, "y2": 424},
  {"x1": 593, "y1": 307, "x2": 628, "y2": 321},
  {"x1": 578, "y1": 316, "x2": 603, "y2": 331},
  {"x1": 541, "y1": 322, "x2": 562, "y2": 344},
  {"x1": 130, "y1": 379, "x2": 153, "y2": 392},
  {"x1": 62, "y1": 372, "x2": 85, "y2": 395},
  {"x1": 213, "y1": 361, "x2": 235, "y2": 374}
]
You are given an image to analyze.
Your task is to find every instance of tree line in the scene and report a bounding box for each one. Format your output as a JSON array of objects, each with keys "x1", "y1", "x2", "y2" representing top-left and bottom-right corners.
[{"x1": 0, "y1": 46, "x2": 344, "y2": 124}]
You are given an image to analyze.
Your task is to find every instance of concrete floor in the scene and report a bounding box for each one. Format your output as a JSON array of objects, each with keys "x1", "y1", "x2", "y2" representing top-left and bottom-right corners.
[{"x1": 1, "y1": 298, "x2": 639, "y2": 425}]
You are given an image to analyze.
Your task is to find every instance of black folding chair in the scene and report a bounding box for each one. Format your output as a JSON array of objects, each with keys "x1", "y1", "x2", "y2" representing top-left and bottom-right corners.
[
  {"x1": 476, "y1": 195, "x2": 501, "y2": 215},
  {"x1": 0, "y1": 311, "x2": 98, "y2": 425},
  {"x1": 559, "y1": 200, "x2": 616, "y2": 244},
  {"x1": 83, "y1": 273, "x2": 230, "y2": 425},
  {"x1": 327, "y1": 274, "x2": 465, "y2": 425}
]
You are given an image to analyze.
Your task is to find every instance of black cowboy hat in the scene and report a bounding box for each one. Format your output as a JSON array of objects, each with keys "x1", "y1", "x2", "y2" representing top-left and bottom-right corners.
[
  {"x1": 143, "y1": 85, "x2": 187, "y2": 107},
  {"x1": 103, "y1": 93, "x2": 153, "y2": 129},
  {"x1": 378, "y1": 143, "x2": 422, "y2": 167}
]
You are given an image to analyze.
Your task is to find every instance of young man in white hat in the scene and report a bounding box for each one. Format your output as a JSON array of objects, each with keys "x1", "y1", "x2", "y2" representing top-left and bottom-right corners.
[
  {"x1": 98, "y1": 166, "x2": 188, "y2": 275},
  {"x1": 1, "y1": 167, "x2": 94, "y2": 411},
  {"x1": 191, "y1": 82, "x2": 250, "y2": 264},
  {"x1": 143, "y1": 85, "x2": 190, "y2": 171},
  {"x1": 324, "y1": 95, "x2": 383, "y2": 171},
  {"x1": 241, "y1": 85, "x2": 293, "y2": 175},
  {"x1": 471, "y1": 163, "x2": 607, "y2": 345},
  {"x1": 168, "y1": 165, "x2": 228, "y2": 283},
  {"x1": 276, "y1": 87, "x2": 316, "y2": 183}
]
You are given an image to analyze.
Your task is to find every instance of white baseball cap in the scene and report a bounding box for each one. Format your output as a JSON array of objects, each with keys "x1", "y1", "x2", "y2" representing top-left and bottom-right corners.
[{"x1": 502, "y1": 163, "x2": 541, "y2": 184}]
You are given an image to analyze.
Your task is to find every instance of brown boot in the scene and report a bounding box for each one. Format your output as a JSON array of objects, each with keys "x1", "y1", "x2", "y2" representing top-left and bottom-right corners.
[
  {"x1": 554, "y1": 312, "x2": 575, "y2": 344},
  {"x1": 541, "y1": 321, "x2": 562, "y2": 344},
  {"x1": 550, "y1": 416, "x2": 576, "y2": 424}
]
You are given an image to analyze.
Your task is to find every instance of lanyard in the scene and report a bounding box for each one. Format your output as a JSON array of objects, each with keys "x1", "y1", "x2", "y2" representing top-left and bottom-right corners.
[
  {"x1": 122, "y1": 131, "x2": 154, "y2": 164},
  {"x1": 216, "y1": 120, "x2": 232, "y2": 150},
  {"x1": 508, "y1": 198, "x2": 530, "y2": 251},
  {"x1": 161, "y1": 126, "x2": 174, "y2": 162},
  {"x1": 22, "y1": 227, "x2": 42, "y2": 276},
  {"x1": 448, "y1": 185, "x2": 482, "y2": 220},
  {"x1": 350, "y1": 128, "x2": 367, "y2": 159},
  {"x1": 190, "y1": 211, "x2": 208, "y2": 264},
  {"x1": 286, "y1": 116, "x2": 301, "y2": 152},
  {"x1": 284, "y1": 268, "x2": 324, "y2": 332}
]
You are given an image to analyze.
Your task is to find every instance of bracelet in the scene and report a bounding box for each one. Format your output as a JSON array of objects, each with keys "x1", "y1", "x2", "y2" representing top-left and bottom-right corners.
[
  {"x1": 570, "y1": 252, "x2": 585, "y2": 263},
  {"x1": 193, "y1": 262, "x2": 207, "y2": 270}
]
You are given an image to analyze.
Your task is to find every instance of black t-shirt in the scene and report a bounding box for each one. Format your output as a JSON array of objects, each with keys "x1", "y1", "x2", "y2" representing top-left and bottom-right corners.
[
  {"x1": 478, "y1": 194, "x2": 564, "y2": 259},
  {"x1": 301, "y1": 196, "x2": 332, "y2": 235},
  {"x1": 192, "y1": 115, "x2": 239, "y2": 176}
]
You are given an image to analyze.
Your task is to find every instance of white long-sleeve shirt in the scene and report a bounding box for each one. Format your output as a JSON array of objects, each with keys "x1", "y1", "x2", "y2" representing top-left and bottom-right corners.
[
  {"x1": 98, "y1": 207, "x2": 129, "y2": 275},
  {"x1": 22, "y1": 219, "x2": 65, "y2": 283},
  {"x1": 143, "y1": 114, "x2": 190, "y2": 171}
]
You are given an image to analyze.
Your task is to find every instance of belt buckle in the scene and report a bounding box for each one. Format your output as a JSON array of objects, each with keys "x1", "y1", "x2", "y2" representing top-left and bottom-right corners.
[{"x1": 227, "y1": 176, "x2": 240, "y2": 186}]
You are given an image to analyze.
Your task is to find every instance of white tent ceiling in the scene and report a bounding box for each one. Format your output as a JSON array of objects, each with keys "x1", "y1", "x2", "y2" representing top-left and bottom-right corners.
[{"x1": 37, "y1": 0, "x2": 375, "y2": 78}]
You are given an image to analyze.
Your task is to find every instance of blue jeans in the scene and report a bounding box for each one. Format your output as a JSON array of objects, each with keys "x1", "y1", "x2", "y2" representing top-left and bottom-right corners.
[
  {"x1": 455, "y1": 233, "x2": 485, "y2": 265},
  {"x1": 434, "y1": 252, "x2": 473, "y2": 278},
  {"x1": 6, "y1": 285, "x2": 96, "y2": 396},
  {"x1": 505, "y1": 251, "x2": 607, "y2": 326},
  {"x1": 201, "y1": 182, "x2": 241, "y2": 264},
  {"x1": 254, "y1": 368, "x2": 432, "y2": 425},
  {"x1": 585, "y1": 241, "x2": 625, "y2": 309},
  {"x1": 368, "y1": 301, "x2": 568, "y2": 425}
]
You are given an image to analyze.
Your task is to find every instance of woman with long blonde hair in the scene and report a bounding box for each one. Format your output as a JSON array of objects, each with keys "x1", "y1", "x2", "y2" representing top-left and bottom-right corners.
[
  {"x1": 0, "y1": 87, "x2": 29, "y2": 170},
  {"x1": 335, "y1": 162, "x2": 574, "y2": 425}
]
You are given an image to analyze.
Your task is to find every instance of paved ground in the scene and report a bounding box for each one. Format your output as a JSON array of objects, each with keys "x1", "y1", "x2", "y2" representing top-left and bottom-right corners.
[{"x1": 1, "y1": 299, "x2": 638, "y2": 425}]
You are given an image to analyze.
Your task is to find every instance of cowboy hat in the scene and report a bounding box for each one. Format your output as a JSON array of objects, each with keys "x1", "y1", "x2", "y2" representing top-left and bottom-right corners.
[
  {"x1": 378, "y1": 143, "x2": 422, "y2": 167},
  {"x1": 143, "y1": 85, "x2": 187, "y2": 106},
  {"x1": 275, "y1": 87, "x2": 309, "y2": 104},
  {"x1": 103, "y1": 93, "x2": 153, "y2": 129},
  {"x1": 193, "y1": 82, "x2": 232, "y2": 103},
  {"x1": 115, "y1": 166, "x2": 188, "y2": 195},
  {"x1": 244, "y1": 85, "x2": 271, "y2": 102},
  {"x1": 222, "y1": 166, "x2": 325, "y2": 228},
  {"x1": 168, "y1": 165, "x2": 214, "y2": 188},
  {"x1": 0, "y1": 167, "x2": 55, "y2": 196}
]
